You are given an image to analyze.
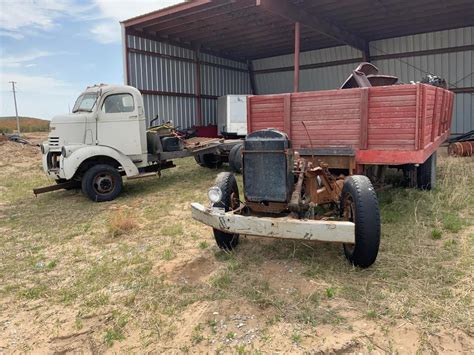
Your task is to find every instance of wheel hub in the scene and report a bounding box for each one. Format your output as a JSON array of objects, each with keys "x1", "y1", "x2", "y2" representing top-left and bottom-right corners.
[{"x1": 93, "y1": 173, "x2": 114, "y2": 194}]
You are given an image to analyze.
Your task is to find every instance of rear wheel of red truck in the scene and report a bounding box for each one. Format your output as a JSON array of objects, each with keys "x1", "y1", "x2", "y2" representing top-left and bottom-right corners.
[
  {"x1": 340, "y1": 175, "x2": 380, "y2": 268},
  {"x1": 417, "y1": 152, "x2": 437, "y2": 190},
  {"x1": 212, "y1": 172, "x2": 240, "y2": 250},
  {"x1": 81, "y1": 164, "x2": 123, "y2": 202}
]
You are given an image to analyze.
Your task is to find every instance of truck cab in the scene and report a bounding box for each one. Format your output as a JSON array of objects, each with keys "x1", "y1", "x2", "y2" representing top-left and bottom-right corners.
[
  {"x1": 38, "y1": 84, "x2": 240, "y2": 202},
  {"x1": 41, "y1": 84, "x2": 151, "y2": 201}
]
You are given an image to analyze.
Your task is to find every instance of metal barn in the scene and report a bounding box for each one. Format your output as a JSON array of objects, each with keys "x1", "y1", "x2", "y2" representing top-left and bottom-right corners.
[{"x1": 121, "y1": 0, "x2": 474, "y2": 136}]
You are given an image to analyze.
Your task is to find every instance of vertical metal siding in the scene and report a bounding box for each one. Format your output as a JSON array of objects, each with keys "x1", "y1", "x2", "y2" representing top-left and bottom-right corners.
[
  {"x1": 371, "y1": 27, "x2": 473, "y2": 135},
  {"x1": 127, "y1": 34, "x2": 251, "y2": 128},
  {"x1": 253, "y1": 45, "x2": 362, "y2": 94},
  {"x1": 252, "y1": 45, "x2": 361, "y2": 70}
]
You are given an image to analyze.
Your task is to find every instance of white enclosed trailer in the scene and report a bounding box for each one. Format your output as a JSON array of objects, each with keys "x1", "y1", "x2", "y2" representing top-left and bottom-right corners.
[{"x1": 217, "y1": 95, "x2": 248, "y2": 138}]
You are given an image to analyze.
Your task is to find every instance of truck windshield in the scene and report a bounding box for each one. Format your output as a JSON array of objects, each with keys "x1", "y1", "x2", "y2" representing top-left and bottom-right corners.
[{"x1": 72, "y1": 93, "x2": 98, "y2": 113}]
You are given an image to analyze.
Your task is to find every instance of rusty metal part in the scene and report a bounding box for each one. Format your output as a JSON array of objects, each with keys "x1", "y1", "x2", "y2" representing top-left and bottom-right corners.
[
  {"x1": 340, "y1": 62, "x2": 399, "y2": 89},
  {"x1": 245, "y1": 201, "x2": 288, "y2": 214},
  {"x1": 367, "y1": 75, "x2": 398, "y2": 86},
  {"x1": 288, "y1": 159, "x2": 307, "y2": 212},
  {"x1": 305, "y1": 164, "x2": 344, "y2": 205},
  {"x1": 33, "y1": 180, "x2": 78, "y2": 196},
  {"x1": 448, "y1": 141, "x2": 474, "y2": 156},
  {"x1": 340, "y1": 62, "x2": 378, "y2": 89}
]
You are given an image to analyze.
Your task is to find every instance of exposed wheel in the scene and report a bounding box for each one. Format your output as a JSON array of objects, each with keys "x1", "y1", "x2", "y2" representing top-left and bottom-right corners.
[
  {"x1": 194, "y1": 154, "x2": 204, "y2": 167},
  {"x1": 228, "y1": 143, "x2": 243, "y2": 173},
  {"x1": 212, "y1": 172, "x2": 240, "y2": 250},
  {"x1": 195, "y1": 153, "x2": 223, "y2": 169},
  {"x1": 81, "y1": 164, "x2": 122, "y2": 202},
  {"x1": 401, "y1": 164, "x2": 417, "y2": 188},
  {"x1": 417, "y1": 152, "x2": 436, "y2": 190},
  {"x1": 340, "y1": 175, "x2": 380, "y2": 268},
  {"x1": 55, "y1": 178, "x2": 80, "y2": 190}
]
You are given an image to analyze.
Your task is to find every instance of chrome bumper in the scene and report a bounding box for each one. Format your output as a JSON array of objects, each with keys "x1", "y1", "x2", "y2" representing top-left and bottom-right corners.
[{"x1": 191, "y1": 203, "x2": 355, "y2": 244}]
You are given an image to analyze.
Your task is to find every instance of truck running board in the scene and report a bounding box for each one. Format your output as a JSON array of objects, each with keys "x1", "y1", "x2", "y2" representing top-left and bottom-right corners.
[{"x1": 33, "y1": 181, "x2": 77, "y2": 196}]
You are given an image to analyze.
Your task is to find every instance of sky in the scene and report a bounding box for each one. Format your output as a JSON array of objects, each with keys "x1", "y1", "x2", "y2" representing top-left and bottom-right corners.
[{"x1": 0, "y1": 0, "x2": 182, "y2": 120}]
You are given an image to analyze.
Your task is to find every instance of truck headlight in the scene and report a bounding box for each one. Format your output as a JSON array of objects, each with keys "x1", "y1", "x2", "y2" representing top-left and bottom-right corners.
[{"x1": 207, "y1": 186, "x2": 222, "y2": 203}]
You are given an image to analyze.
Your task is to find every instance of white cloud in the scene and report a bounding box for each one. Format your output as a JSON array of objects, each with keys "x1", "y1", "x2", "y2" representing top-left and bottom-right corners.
[
  {"x1": 0, "y1": 71, "x2": 74, "y2": 96},
  {"x1": 90, "y1": 0, "x2": 183, "y2": 44},
  {"x1": 0, "y1": 0, "x2": 92, "y2": 39},
  {"x1": 1, "y1": 51, "x2": 57, "y2": 68}
]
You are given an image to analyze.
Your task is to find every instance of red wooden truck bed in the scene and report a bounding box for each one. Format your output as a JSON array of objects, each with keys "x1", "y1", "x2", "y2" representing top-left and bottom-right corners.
[{"x1": 247, "y1": 83, "x2": 454, "y2": 168}]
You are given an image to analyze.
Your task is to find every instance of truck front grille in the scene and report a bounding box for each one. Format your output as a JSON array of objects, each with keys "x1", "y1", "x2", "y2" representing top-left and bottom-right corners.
[{"x1": 48, "y1": 137, "x2": 60, "y2": 146}]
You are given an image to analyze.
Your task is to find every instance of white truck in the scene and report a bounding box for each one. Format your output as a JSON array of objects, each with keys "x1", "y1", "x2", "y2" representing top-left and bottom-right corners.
[{"x1": 35, "y1": 84, "x2": 240, "y2": 202}]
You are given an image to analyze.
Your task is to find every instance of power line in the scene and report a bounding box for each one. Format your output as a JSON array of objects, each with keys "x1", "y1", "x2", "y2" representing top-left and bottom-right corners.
[{"x1": 9, "y1": 81, "x2": 21, "y2": 135}]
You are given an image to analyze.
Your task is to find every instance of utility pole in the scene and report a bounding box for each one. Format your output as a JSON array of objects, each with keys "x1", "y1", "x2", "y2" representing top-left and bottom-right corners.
[{"x1": 9, "y1": 81, "x2": 20, "y2": 135}]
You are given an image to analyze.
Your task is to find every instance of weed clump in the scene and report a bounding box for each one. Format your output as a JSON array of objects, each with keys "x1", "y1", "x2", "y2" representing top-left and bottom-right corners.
[{"x1": 107, "y1": 210, "x2": 138, "y2": 237}]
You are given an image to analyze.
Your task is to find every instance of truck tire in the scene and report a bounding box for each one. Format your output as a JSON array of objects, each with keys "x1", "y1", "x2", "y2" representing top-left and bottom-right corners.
[
  {"x1": 195, "y1": 153, "x2": 223, "y2": 169},
  {"x1": 417, "y1": 152, "x2": 436, "y2": 190},
  {"x1": 81, "y1": 164, "x2": 123, "y2": 202},
  {"x1": 212, "y1": 172, "x2": 240, "y2": 250},
  {"x1": 228, "y1": 143, "x2": 243, "y2": 173},
  {"x1": 340, "y1": 175, "x2": 380, "y2": 268}
]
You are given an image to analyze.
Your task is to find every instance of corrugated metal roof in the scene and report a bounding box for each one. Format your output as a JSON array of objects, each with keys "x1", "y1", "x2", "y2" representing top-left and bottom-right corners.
[{"x1": 123, "y1": 0, "x2": 474, "y2": 60}]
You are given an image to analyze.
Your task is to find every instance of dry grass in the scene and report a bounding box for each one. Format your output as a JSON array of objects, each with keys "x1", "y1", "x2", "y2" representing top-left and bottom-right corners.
[
  {"x1": 0, "y1": 117, "x2": 49, "y2": 133},
  {"x1": 107, "y1": 209, "x2": 139, "y2": 237},
  {"x1": 0, "y1": 138, "x2": 472, "y2": 353}
]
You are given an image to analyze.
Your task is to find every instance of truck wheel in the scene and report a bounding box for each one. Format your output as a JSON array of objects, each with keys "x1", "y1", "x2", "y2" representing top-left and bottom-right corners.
[
  {"x1": 196, "y1": 153, "x2": 223, "y2": 169},
  {"x1": 194, "y1": 155, "x2": 204, "y2": 167},
  {"x1": 340, "y1": 175, "x2": 380, "y2": 268},
  {"x1": 228, "y1": 143, "x2": 243, "y2": 173},
  {"x1": 212, "y1": 172, "x2": 240, "y2": 250},
  {"x1": 81, "y1": 164, "x2": 122, "y2": 202},
  {"x1": 417, "y1": 152, "x2": 436, "y2": 190}
]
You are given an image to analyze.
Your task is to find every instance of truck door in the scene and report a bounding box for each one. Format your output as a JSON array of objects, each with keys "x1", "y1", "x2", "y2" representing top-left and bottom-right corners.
[{"x1": 97, "y1": 93, "x2": 144, "y2": 155}]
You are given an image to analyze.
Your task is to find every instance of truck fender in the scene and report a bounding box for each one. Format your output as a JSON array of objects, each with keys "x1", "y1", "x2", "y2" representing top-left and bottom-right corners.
[{"x1": 62, "y1": 145, "x2": 139, "y2": 179}]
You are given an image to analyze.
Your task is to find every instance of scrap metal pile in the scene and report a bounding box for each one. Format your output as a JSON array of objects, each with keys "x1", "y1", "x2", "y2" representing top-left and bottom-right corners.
[{"x1": 448, "y1": 130, "x2": 474, "y2": 157}]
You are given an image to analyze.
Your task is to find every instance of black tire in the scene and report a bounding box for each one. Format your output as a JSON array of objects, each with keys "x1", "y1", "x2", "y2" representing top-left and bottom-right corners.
[
  {"x1": 340, "y1": 175, "x2": 380, "y2": 268},
  {"x1": 212, "y1": 172, "x2": 240, "y2": 250},
  {"x1": 194, "y1": 154, "x2": 204, "y2": 167},
  {"x1": 55, "y1": 179, "x2": 80, "y2": 190},
  {"x1": 228, "y1": 143, "x2": 243, "y2": 173},
  {"x1": 81, "y1": 164, "x2": 123, "y2": 202},
  {"x1": 195, "y1": 153, "x2": 223, "y2": 169},
  {"x1": 417, "y1": 152, "x2": 436, "y2": 190}
]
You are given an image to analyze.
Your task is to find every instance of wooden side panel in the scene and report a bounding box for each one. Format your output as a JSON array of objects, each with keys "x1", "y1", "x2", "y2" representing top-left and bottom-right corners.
[
  {"x1": 289, "y1": 89, "x2": 362, "y2": 148},
  {"x1": 247, "y1": 95, "x2": 286, "y2": 133},
  {"x1": 246, "y1": 84, "x2": 454, "y2": 166},
  {"x1": 422, "y1": 85, "x2": 437, "y2": 148},
  {"x1": 431, "y1": 87, "x2": 442, "y2": 141},
  {"x1": 367, "y1": 85, "x2": 417, "y2": 151}
]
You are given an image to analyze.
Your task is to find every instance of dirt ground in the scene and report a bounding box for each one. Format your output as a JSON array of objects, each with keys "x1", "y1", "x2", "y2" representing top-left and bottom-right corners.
[{"x1": 0, "y1": 133, "x2": 473, "y2": 353}]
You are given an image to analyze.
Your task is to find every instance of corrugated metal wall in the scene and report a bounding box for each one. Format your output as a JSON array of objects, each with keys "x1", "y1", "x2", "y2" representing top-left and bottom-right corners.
[
  {"x1": 370, "y1": 27, "x2": 473, "y2": 135},
  {"x1": 252, "y1": 27, "x2": 473, "y2": 135},
  {"x1": 126, "y1": 34, "x2": 251, "y2": 128},
  {"x1": 126, "y1": 27, "x2": 472, "y2": 134},
  {"x1": 253, "y1": 46, "x2": 362, "y2": 93}
]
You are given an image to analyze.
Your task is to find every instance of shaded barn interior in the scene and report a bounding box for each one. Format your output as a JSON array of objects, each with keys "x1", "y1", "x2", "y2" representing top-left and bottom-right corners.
[{"x1": 121, "y1": 0, "x2": 474, "y2": 135}]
